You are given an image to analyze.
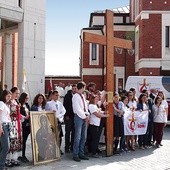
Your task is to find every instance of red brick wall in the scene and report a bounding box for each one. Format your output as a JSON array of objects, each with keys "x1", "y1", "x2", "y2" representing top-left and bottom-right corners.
[
  {"x1": 139, "y1": 68, "x2": 160, "y2": 76},
  {"x1": 139, "y1": 14, "x2": 161, "y2": 59},
  {"x1": 83, "y1": 75, "x2": 104, "y2": 91},
  {"x1": 141, "y1": 0, "x2": 170, "y2": 11}
]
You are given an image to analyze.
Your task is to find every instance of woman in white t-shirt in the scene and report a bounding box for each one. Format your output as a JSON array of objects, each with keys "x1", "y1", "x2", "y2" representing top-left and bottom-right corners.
[
  {"x1": 88, "y1": 95, "x2": 109, "y2": 158},
  {"x1": 157, "y1": 91, "x2": 168, "y2": 117},
  {"x1": 0, "y1": 90, "x2": 12, "y2": 169},
  {"x1": 152, "y1": 96, "x2": 167, "y2": 148}
]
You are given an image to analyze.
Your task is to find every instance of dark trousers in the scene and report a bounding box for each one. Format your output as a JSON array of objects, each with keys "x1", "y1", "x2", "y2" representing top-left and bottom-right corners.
[
  {"x1": 138, "y1": 134, "x2": 148, "y2": 147},
  {"x1": 88, "y1": 124, "x2": 100, "y2": 154},
  {"x1": 65, "y1": 118, "x2": 74, "y2": 150},
  {"x1": 22, "y1": 126, "x2": 30, "y2": 157},
  {"x1": 153, "y1": 122, "x2": 165, "y2": 144},
  {"x1": 147, "y1": 119, "x2": 153, "y2": 145},
  {"x1": 0, "y1": 124, "x2": 10, "y2": 169}
]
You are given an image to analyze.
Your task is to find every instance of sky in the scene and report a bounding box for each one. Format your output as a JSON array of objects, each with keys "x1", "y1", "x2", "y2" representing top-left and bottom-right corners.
[{"x1": 45, "y1": 0, "x2": 129, "y2": 76}]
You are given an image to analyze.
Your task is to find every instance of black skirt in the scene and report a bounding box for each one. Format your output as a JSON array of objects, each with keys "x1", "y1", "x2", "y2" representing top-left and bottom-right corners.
[{"x1": 114, "y1": 115, "x2": 124, "y2": 137}]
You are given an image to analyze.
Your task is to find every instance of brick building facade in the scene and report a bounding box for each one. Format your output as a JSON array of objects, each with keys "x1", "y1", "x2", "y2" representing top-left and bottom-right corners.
[{"x1": 80, "y1": 0, "x2": 170, "y2": 92}]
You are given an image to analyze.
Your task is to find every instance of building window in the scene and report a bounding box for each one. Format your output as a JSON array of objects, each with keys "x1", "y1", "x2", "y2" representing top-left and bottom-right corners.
[
  {"x1": 165, "y1": 26, "x2": 169, "y2": 47},
  {"x1": 89, "y1": 43, "x2": 99, "y2": 65},
  {"x1": 18, "y1": 0, "x2": 22, "y2": 7},
  {"x1": 92, "y1": 43, "x2": 97, "y2": 60}
]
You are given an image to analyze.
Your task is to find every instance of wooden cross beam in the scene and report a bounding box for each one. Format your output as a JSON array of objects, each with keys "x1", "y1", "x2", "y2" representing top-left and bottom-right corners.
[{"x1": 83, "y1": 10, "x2": 132, "y2": 156}]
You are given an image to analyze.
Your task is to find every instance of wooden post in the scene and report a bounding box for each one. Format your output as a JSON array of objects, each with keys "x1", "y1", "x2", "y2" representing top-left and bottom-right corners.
[{"x1": 105, "y1": 10, "x2": 114, "y2": 156}]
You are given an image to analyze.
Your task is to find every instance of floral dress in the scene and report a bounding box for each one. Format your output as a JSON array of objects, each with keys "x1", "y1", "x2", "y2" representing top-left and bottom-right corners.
[{"x1": 9, "y1": 100, "x2": 22, "y2": 153}]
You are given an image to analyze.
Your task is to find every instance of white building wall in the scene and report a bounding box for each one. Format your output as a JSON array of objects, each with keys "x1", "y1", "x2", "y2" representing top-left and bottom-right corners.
[
  {"x1": 0, "y1": 1, "x2": 23, "y2": 22},
  {"x1": 4, "y1": 33, "x2": 13, "y2": 88},
  {"x1": 17, "y1": 0, "x2": 46, "y2": 101},
  {"x1": 0, "y1": 0, "x2": 19, "y2": 7}
]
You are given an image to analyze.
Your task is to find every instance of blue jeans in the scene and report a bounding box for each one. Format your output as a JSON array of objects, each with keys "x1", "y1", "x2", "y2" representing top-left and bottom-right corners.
[
  {"x1": 73, "y1": 115, "x2": 87, "y2": 157},
  {"x1": 0, "y1": 124, "x2": 10, "y2": 169}
]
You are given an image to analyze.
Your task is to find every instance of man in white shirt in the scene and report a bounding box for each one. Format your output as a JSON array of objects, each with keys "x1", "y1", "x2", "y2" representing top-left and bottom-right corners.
[
  {"x1": 55, "y1": 82, "x2": 65, "y2": 104},
  {"x1": 65, "y1": 83, "x2": 72, "y2": 94},
  {"x1": 72, "y1": 81, "x2": 90, "y2": 162},
  {"x1": 45, "y1": 90, "x2": 66, "y2": 155}
]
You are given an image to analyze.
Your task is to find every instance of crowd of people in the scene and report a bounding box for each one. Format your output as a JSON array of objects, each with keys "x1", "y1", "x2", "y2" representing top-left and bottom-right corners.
[{"x1": 0, "y1": 81, "x2": 168, "y2": 169}]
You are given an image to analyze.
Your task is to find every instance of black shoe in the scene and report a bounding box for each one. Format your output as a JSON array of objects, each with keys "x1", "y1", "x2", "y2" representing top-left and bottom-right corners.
[
  {"x1": 79, "y1": 155, "x2": 89, "y2": 160},
  {"x1": 73, "y1": 156, "x2": 81, "y2": 162},
  {"x1": 60, "y1": 150, "x2": 64, "y2": 155},
  {"x1": 23, "y1": 156, "x2": 29, "y2": 163},
  {"x1": 91, "y1": 153, "x2": 99, "y2": 158},
  {"x1": 65, "y1": 148, "x2": 70, "y2": 153},
  {"x1": 156, "y1": 143, "x2": 160, "y2": 148},
  {"x1": 96, "y1": 148, "x2": 102, "y2": 154},
  {"x1": 18, "y1": 156, "x2": 29, "y2": 163}
]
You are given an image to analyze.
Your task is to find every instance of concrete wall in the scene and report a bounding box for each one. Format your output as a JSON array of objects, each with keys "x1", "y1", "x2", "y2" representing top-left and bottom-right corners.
[{"x1": 17, "y1": 0, "x2": 46, "y2": 102}]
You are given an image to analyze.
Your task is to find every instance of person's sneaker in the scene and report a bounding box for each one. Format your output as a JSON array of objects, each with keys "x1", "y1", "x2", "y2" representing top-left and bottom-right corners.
[
  {"x1": 139, "y1": 146, "x2": 145, "y2": 150},
  {"x1": 160, "y1": 143, "x2": 163, "y2": 146},
  {"x1": 79, "y1": 155, "x2": 89, "y2": 160},
  {"x1": 91, "y1": 153, "x2": 99, "y2": 158},
  {"x1": 73, "y1": 156, "x2": 81, "y2": 162},
  {"x1": 119, "y1": 149, "x2": 124, "y2": 153},
  {"x1": 144, "y1": 146, "x2": 148, "y2": 149},
  {"x1": 156, "y1": 143, "x2": 160, "y2": 148}
]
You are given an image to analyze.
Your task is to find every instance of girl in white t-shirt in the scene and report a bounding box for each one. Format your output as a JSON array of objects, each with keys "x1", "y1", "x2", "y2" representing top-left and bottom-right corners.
[
  {"x1": 157, "y1": 91, "x2": 168, "y2": 117},
  {"x1": 0, "y1": 90, "x2": 12, "y2": 169},
  {"x1": 152, "y1": 96, "x2": 167, "y2": 148},
  {"x1": 88, "y1": 95, "x2": 109, "y2": 158}
]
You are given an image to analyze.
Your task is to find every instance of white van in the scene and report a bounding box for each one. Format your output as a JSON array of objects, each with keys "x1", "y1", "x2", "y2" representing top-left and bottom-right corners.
[
  {"x1": 125, "y1": 76, "x2": 170, "y2": 124},
  {"x1": 125, "y1": 76, "x2": 170, "y2": 99}
]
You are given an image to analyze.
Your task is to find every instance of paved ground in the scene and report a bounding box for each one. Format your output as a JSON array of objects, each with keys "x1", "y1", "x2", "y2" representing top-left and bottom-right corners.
[{"x1": 12, "y1": 126, "x2": 170, "y2": 170}]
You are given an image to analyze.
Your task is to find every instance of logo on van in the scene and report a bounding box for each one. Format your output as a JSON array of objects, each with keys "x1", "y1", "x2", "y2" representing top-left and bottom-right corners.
[{"x1": 138, "y1": 78, "x2": 151, "y2": 93}]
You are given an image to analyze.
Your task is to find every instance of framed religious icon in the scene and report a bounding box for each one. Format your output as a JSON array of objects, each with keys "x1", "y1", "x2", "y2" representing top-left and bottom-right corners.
[{"x1": 30, "y1": 111, "x2": 60, "y2": 165}]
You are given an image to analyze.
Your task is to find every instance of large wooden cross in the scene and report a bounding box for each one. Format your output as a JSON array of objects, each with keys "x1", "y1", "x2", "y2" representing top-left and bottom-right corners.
[{"x1": 83, "y1": 10, "x2": 132, "y2": 156}]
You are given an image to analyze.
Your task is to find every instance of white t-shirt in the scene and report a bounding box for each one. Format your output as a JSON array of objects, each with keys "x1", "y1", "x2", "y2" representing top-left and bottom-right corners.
[
  {"x1": 128, "y1": 100, "x2": 137, "y2": 109},
  {"x1": 89, "y1": 104, "x2": 101, "y2": 126},
  {"x1": 161, "y1": 100, "x2": 168, "y2": 109},
  {"x1": 143, "y1": 103, "x2": 148, "y2": 110},
  {"x1": 152, "y1": 104, "x2": 167, "y2": 123},
  {"x1": 38, "y1": 106, "x2": 43, "y2": 111},
  {"x1": 0, "y1": 101, "x2": 11, "y2": 123}
]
